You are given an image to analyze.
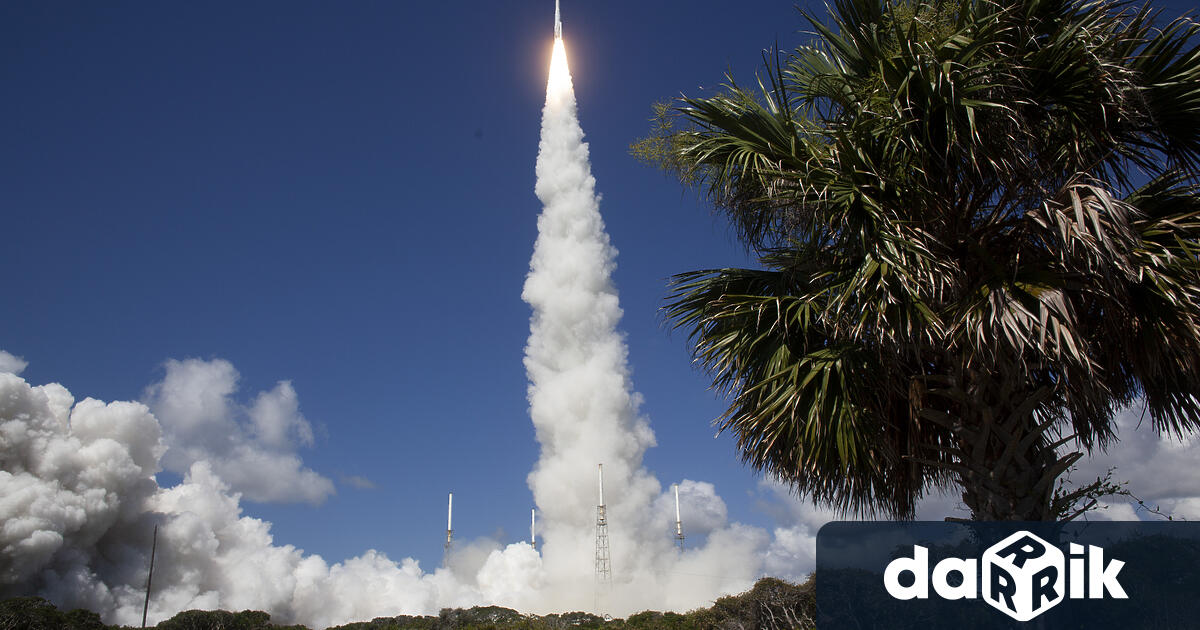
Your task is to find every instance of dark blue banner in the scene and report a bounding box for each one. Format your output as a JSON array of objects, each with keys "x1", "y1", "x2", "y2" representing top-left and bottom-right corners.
[{"x1": 815, "y1": 521, "x2": 1200, "y2": 629}]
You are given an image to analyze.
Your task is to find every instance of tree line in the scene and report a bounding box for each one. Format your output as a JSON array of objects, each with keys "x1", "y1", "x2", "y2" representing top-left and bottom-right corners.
[{"x1": 0, "y1": 577, "x2": 813, "y2": 630}]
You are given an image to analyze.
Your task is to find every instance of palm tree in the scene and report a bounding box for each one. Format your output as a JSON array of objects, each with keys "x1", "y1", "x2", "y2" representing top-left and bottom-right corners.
[{"x1": 638, "y1": 0, "x2": 1200, "y2": 520}]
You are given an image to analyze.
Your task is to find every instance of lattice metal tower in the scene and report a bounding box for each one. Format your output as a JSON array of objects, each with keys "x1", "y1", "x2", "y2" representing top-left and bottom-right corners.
[{"x1": 594, "y1": 464, "x2": 612, "y2": 586}]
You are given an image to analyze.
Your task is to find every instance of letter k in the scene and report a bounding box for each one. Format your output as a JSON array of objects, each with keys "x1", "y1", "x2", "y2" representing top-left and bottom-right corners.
[{"x1": 1088, "y1": 546, "x2": 1128, "y2": 599}]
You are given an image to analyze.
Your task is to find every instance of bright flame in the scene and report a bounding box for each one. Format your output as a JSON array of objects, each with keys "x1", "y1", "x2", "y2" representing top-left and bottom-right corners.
[{"x1": 547, "y1": 39, "x2": 570, "y2": 97}]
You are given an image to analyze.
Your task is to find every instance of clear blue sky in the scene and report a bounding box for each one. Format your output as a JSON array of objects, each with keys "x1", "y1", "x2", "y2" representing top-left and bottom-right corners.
[{"x1": 4, "y1": 0, "x2": 1197, "y2": 575}]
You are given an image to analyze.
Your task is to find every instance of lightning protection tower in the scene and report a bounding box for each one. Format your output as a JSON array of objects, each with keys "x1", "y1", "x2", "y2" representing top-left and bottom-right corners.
[
  {"x1": 673, "y1": 483, "x2": 685, "y2": 551},
  {"x1": 594, "y1": 464, "x2": 612, "y2": 587},
  {"x1": 443, "y1": 492, "x2": 454, "y2": 567}
]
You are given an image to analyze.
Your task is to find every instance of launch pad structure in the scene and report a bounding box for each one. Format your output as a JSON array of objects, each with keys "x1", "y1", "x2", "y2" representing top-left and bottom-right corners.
[{"x1": 436, "y1": 464, "x2": 696, "y2": 609}]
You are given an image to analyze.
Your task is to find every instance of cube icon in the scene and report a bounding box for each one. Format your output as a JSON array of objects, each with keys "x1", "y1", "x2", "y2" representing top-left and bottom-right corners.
[{"x1": 982, "y1": 531, "x2": 1064, "y2": 621}]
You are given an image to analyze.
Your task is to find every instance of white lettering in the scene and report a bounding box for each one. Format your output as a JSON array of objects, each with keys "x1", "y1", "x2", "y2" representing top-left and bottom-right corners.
[
  {"x1": 884, "y1": 545, "x2": 929, "y2": 599},
  {"x1": 931, "y1": 557, "x2": 977, "y2": 600},
  {"x1": 1088, "y1": 545, "x2": 1128, "y2": 599},
  {"x1": 1069, "y1": 543, "x2": 1085, "y2": 598},
  {"x1": 882, "y1": 531, "x2": 1129, "y2": 623}
]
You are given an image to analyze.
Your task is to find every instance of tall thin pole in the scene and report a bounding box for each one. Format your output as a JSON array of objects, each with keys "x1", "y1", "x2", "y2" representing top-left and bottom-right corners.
[
  {"x1": 531, "y1": 508, "x2": 537, "y2": 550},
  {"x1": 674, "y1": 484, "x2": 685, "y2": 551},
  {"x1": 444, "y1": 492, "x2": 454, "y2": 566},
  {"x1": 141, "y1": 524, "x2": 158, "y2": 629}
]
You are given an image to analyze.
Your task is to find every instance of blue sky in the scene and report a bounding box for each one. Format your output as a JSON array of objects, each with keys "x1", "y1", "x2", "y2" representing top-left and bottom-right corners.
[
  {"x1": 2, "y1": 0, "x2": 810, "y2": 571},
  {"x1": 5, "y1": 0, "x2": 1200, "y2": 595}
]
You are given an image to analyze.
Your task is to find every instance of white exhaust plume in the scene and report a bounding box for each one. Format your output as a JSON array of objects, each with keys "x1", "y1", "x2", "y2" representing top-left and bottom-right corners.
[
  {"x1": 0, "y1": 364, "x2": 487, "y2": 629},
  {"x1": 0, "y1": 351, "x2": 767, "y2": 628},
  {"x1": 510, "y1": 35, "x2": 766, "y2": 615},
  {"x1": 143, "y1": 358, "x2": 333, "y2": 506}
]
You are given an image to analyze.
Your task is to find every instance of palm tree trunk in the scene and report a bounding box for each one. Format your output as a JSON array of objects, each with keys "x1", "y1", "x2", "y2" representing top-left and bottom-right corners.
[
  {"x1": 957, "y1": 420, "x2": 1061, "y2": 520},
  {"x1": 949, "y1": 366, "x2": 1073, "y2": 521}
]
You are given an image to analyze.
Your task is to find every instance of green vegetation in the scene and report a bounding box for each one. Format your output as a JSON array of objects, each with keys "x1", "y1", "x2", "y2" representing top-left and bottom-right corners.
[
  {"x1": 634, "y1": 0, "x2": 1200, "y2": 520},
  {"x1": 0, "y1": 596, "x2": 107, "y2": 630},
  {"x1": 0, "y1": 577, "x2": 814, "y2": 630},
  {"x1": 152, "y1": 609, "x2": 307, "y2": 630}
]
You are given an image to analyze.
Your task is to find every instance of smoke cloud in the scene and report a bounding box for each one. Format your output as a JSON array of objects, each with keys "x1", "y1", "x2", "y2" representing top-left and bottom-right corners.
[
  {"x1": 0, "y1": 360, "x2": 507, "y2": 628},
  {"x1": 1, "y1": 352, "x2": 770, "y2": 628},
  {"x1": 144, "y1": 358, "x2": 334, "y2": 506}
]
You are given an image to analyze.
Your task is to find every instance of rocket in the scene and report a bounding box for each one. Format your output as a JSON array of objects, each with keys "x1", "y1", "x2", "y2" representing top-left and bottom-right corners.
[{"x1": 554, "y1": 0, "x2": 562, "y2": 40}]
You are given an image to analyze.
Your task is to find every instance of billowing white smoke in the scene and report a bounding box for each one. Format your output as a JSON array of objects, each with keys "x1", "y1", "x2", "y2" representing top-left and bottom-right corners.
[
  {"x1": 0, "y1": 364, "x2": 487, "y2": 628},
  {"x1": 1, "y1": 353, "x2": 725, "y2": 629},
  {"x1": 0, "y1": 373, "x2": 163, "y2": 613},
  {"x1": 145, "y1": 358, "x2": 334, "y2": 505},
  {"x1": 507, "y1": 37, "x2": 766, "y2": 614}
]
